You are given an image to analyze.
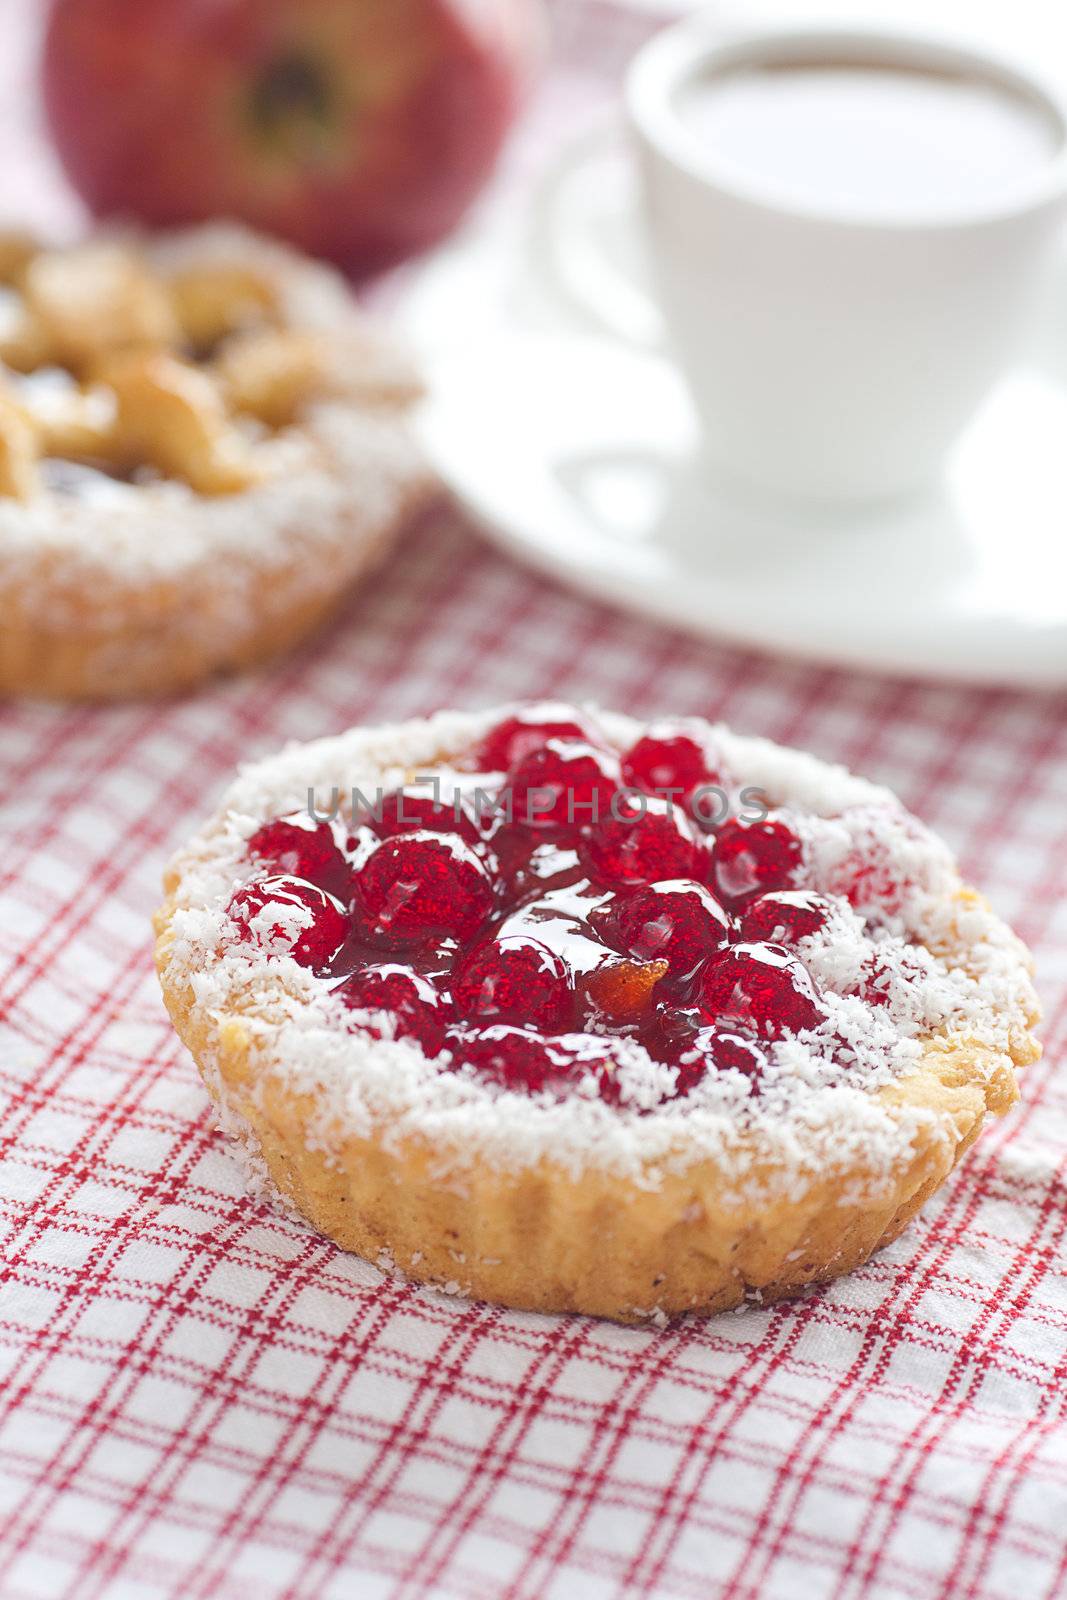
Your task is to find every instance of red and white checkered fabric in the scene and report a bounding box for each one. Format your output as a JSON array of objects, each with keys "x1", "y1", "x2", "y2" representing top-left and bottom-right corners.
[{"x1": 4, "y1": 4, "x2": 1067, "y2": 1597}]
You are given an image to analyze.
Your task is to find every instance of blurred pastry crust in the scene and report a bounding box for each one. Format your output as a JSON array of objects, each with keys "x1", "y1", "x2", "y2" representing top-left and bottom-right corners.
[{"x1": 0, "y1": 223, "x2": 430, "y2": 700}]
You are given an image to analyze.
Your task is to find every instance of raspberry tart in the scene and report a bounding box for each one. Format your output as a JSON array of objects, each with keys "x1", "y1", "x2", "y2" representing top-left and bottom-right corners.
[
  {"x1": 155, "y1": 706, "x2": 1040, "y2": 1321},
  {"x1": 0, "y1": 223, "x2": 428, "y2": 700}
]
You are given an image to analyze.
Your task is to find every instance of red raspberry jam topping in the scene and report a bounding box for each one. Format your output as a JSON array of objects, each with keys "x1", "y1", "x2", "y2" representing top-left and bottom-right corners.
[
  {"x1": 229, "y1": 876, "x2": 348, "y2": 970},
  {"x1": 828, "y1": 836, "x2": 916, "y2": 917},
  {"x1": 698, "y1": 944, "x2": 825, "y2": 1037},
  {"x1": 453, "y1": 935, "x2": 574, "y2": 1030},
  {"x1": 673, "y1": 1052, "x2": 709, "y2": 1098},
  {"x1": 639, "y1": 1010, "x2": 765, "y2": 1097},
  {"x1": 710, "y1": 817, "x2": 802, "y2": 906},
  {"x1": 579, "y1": 796, "x2": 704, "y2": 884},
  {"x1": 373, "y1": 785, "x2": 481, "y2": 846},
  {"x1": 699, "y1": 1029, "x2": 767, "y2": 1090},
  {"x1": 645, "y1": 1002, "x2": 708, "y2": 1056},
  {"x1": 506, "y1": 738, "x2": 620, "y2": 828},
  {"x1": 477, "y1": 707, "x2": 597, "y2": 772},
  {"x1": 355, "y1": 832, "x2": 495, "y2": 944},
  {"x1": 450, "y1": 1025, "x2": 581, "y2": 1093},
  {"x1": 738, "y1": 890, "x2": 831, "y2": 946},
  {"x1": 621, "y1": 725, "x2": 718, "y2": 800},
  {"x1": 490, "y1": 826, "x2": 583, "y2": 898},
  {"x1": 848, "y1": 950, "x2": 927, "y2": 1010},
  {"x1": 247, "y1": 814, "x2": 348, "y2": 898},
  {"x1": 337, "y1": 964, "x2": 452, "y2": 1053},
  {"x1": 232, "y1": 710, "x2": 929, "y2": 1109},
  {"x1": 601, "y1": 880, "x2": 731, "y2": 983}
]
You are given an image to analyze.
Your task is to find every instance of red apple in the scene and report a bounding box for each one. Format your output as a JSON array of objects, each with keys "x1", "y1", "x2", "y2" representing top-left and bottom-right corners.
[{"x1": 42, "y1": 0, "x2": 544, "y2": 277}]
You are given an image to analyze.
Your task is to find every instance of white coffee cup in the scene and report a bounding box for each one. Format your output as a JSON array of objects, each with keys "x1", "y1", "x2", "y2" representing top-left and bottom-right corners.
[{"x1": 618, "y1": 20, "x2": 1067, "y2": 502}]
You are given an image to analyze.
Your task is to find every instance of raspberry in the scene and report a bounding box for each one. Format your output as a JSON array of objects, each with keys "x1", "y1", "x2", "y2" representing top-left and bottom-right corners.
[
  {"x1": 580, "y1": 796, "x2": 704, "y2": 885},
  {"x1": 372, "y1": 785, "x2": 481, "y2": 845},
  {"x1": 636, "y1": 1006, "x2": 736, "y2": 1096},
  {"x1": 452, "y1": 936, "x2": 574, "y2": 1030},
  {"x1": 710, "y1": 818, "x2": 802, "y2": 906},
  {"x1": 825, "y1": 828, "x2": 913, "y2": 916},
  {"x1": 478, "y1": 708, "x2": 594, "y2": 772},
  {"x1": 449, "y1": 1025, "x2": 635, "y2": 1100},
  {"x1": 646, "y1": 1003, "x2": 706, "y2": 1057},
  {"x1": 698, "y1": 943, "x2": 825, "y2": 1037},
  {"x1": 344, "y1": 825, "x2": 380, "y2": 872},
  {"x1": 228, "y1": 875, "x2": 348, "y2": 970},
  {"x1": 849, "y1": 950, "x2": 927, "y2": 1011},
  {"x1": 356, "y1": 832, "x2": 494, "y2": 945},
  {"x1": 552, "y1": 1034, "x2": 632, "y2": 1105},
  {"x1": 738, "y1": 890, "x2": 830, "y2": 945},
  {"x1": 621, "y1": 726, "x2": 717, "y2": 800},
  {"x1": 489, "y1": 825, "x2": 582, "y2": 898},
  {"x1": 640, "y1": 1007, "x2": 763, "y2": 1094},
  {"x1": 506, "y1": 739, "x2": 620, "y2": 828},
  {"x1": 337, "y1": 964, "x2": 451, "y2": 1054},
  {"x1": 604, "y1": 880, "x2": 731, "y2": 983},
  {"x1": 674, "y1": 1052, "x2": 709, "y2": 1097},
  {"x1": 449, "y1": 1025, "x2": 575, "y2": 1093},
  {"x1": 697, "y1": 1028, "x2": 766, "y2": 1091},
  {"x1": 247, "y1": 813, "x2": 348, "y2": 897}
]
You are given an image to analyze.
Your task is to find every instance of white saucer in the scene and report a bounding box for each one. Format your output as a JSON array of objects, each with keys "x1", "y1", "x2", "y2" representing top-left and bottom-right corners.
[{"x1": 397, "y1": 125, "x2": 1067, "y2": 687}]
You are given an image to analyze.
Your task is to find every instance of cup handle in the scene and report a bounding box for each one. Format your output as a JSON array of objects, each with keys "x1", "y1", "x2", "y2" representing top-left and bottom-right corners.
[
  {"x1": 528, "y1": 116, "x2": 666, "y2": 351},
  {"x1": 528, "y1": 6, "x2": 767, "y2": 348}
]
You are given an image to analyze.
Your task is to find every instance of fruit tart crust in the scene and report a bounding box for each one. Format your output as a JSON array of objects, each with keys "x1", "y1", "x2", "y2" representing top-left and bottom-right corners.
[
  {"x1": 0, "y1": 223, "x2": 431, "y2": 701},
  {"x1": 154, "y1": 708, "x2": 1040, "y2": 1322}
]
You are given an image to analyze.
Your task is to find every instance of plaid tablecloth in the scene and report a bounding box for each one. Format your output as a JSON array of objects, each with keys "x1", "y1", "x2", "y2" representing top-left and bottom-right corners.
[{"x1": 4, "y1": 4, "x2": 1067, "y2": 1598}]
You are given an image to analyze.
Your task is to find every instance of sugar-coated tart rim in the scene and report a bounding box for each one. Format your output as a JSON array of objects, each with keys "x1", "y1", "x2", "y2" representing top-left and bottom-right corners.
[
  {"x1": 0, "y1": 223, "x2": 431, "y2": 701},
  {"x1": 154, "y1": 707, "x2": 1040, "y2": 1322}
]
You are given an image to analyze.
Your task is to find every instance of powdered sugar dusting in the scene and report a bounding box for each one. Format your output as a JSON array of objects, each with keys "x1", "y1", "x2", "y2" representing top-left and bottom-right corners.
[{"x1": 159, "y1": 706, "x2": 1039, "y2": 1204}]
